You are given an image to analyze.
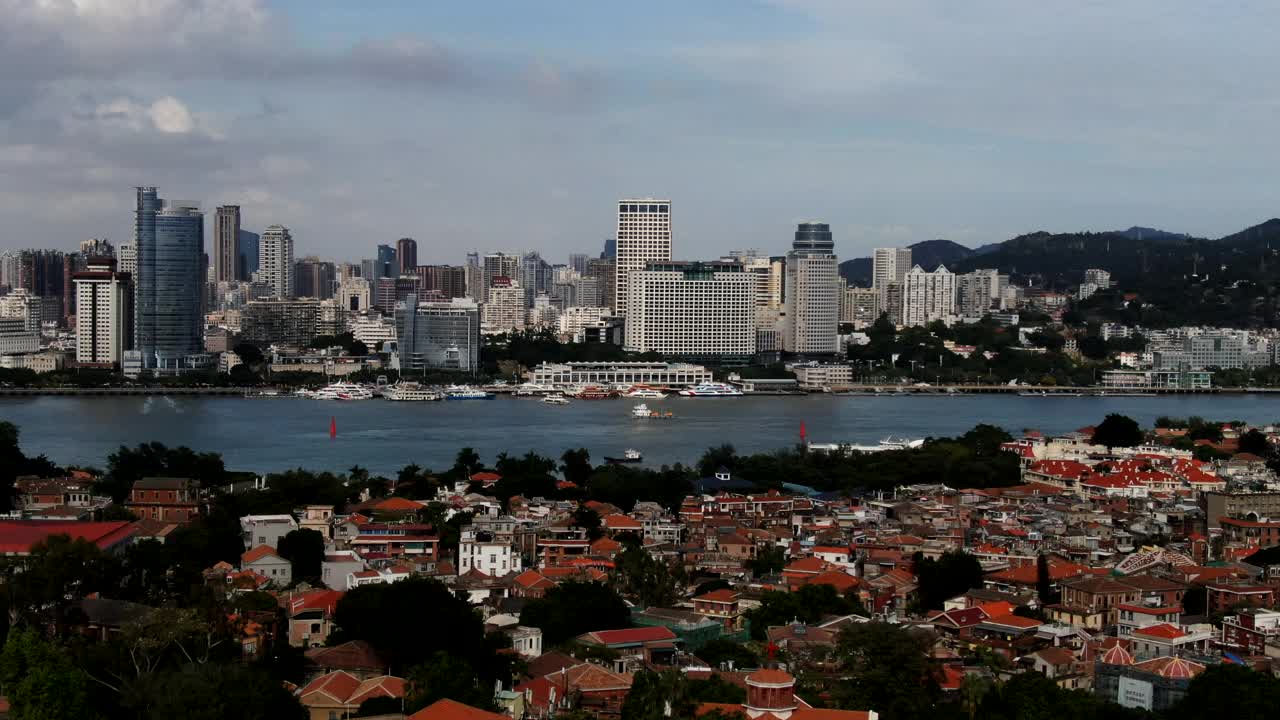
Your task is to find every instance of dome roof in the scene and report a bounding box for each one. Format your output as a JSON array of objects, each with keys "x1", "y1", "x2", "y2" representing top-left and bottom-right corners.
[
  {"x1": 746, "y1": 668, "x2": 795, "y2": 685},
  {"x1": 1099, "y1": 644, "x2": 1134, "y2": 666}
]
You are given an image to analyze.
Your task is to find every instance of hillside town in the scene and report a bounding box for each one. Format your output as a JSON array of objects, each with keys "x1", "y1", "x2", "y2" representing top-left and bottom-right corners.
[{"x1": 4, "y1": 414, "x2": 1280, "y2": 718}]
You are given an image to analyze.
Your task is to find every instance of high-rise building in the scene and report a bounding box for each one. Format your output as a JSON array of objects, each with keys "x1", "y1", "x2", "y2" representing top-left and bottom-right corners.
[
  {"x1": 520, "y1": 252, "x2": 551, "y2": 307},
  {"x1": 240, "y1": 298, "x2": 347, "y2": 348},
  {"x1": 396, "y1": 237, "x2": 418, "y2": 276},
  {"x1": 374, "y1": 276, "x2": 421, "y2": 312},
  {"x1": 79, "y1": 238, "x2": 114, "y2": 257},
  {"x1": 841, "y1": 286, "x2": 881, "y2": 327},
  {"x1": 482, "y1": 276, "x2": 525, "y2": 333},
  {"x1": 724, "y1": 250, "x2": 782, "y2": 308},
  {"x1": 132, "y1": 188, "x2": 205, "y2": 371},
  {"x1": 585, "y1": 258, "x2": 616, "y2": 311},
  {"x1": 569, "y1": 253, "x2": 590, "y2": 275},
  {"x1": 213, "y1": 206, "x2": 241, "y2": 282},
  {"x1": 0, "y1": 251, "x2": 20, "y2": 291},
  {"x1": 785, "y1": 223, "x2": 839, "y2": 354},
  {"x1": 416, "y1": 265, "x2": 467, "y2": 299},
  {"x1": 601, "y1": 238, "x2": 616, "y2": 260},
  {"x1": 238, "y1": 229, "x2": 259, "y2": 279},
  {"x1": 294, "y1": 257, "x2": 336, "y2": 299},
  {"x1": 376, "y1": 244, "x2": 397, "y2": 280},
  {"x1": 465, "y1": 252, "x2": 484, "y2": 303},
  {"x1": 901, "y1": 265, "x2": 957, "y2": 326},
  {"x1": 957, "y1": 269, "x2": 1003, "y2": 316},
  {"x1": 259, "y1": 225, "x2": 294, "y2": 298},
  {"x1": 482, "y1": 253, "x2": 520, "y2": 299},
  {"x1": 72, "y1": 258, "x2": 131, "y2": 367},
  {"x1": 624, "y1": 261, "x2": 755, "y2": 359},
  {"x1": 614, "y1": 199, "x2": 671, "y2": 316},
  {"x1": 0, "y1": 289, "x2": 49, "y2": 331},
  {"x1": 395, "y1": 294, "x2": 481, "y2": 373},
  {"x1": 872, "y1": 248, "x2": 912, "y2": 291},
  {"x1": 338, "y1": 277, "x2": 371, "y2": 313},
  {"x1": 883, "y1": 282, "x2": 904, "y2": 325},
  {"x1": 116, "y1": 242, "x2": 137, "y2": 282}
]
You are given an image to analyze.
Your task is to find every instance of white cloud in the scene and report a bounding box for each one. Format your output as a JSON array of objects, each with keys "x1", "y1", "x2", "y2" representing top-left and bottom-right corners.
[{"x1": 92, "y1": 96, "x2": 197, "y2": 134}]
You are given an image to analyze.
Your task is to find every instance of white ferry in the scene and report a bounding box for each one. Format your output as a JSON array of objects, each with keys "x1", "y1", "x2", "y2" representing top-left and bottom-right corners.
[
  {"x1": 383, "y1": 382, "x2": 444, "y2": 401},
  {"x1": 678, "y1": 382, "x2": 744, "y2": 397},
  {"x1": 444, "y1": 385, "x2": 494, "y2": 400},
  {"x1": 625, "y1": 387, "x2": 668, "y2": 399},
  {"x1": 542, "y1": 394, "x2": 571, "y2": 405},
  {"x1": 312, "y1": 382, "x2": 375, "y2": 400}
]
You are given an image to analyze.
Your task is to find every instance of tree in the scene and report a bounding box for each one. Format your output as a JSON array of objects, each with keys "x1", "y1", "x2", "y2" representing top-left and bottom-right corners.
[
  {"x1": 622, "y1": 669, "x2": 693, "y2": 720},
  {"x1": 695, "y1": 639, "x2": 758, "y2": 671},
  {"x1": 746, "y1": 584, "x2": 865, "y2": 641},
  {"x1": 520, "y1": 580, "x2": 629, "y2": 646},
  {"x1": 276, "y1": 529, "x2": 325, "y2": 582},
  {"x1": 131, "y1": 663, "x2": 306, "y2": 720},
  {"x1": 688, "y1": 675, "x2": 747, "y2": 704},
  {"x1": 698, "y1": 444, "x2": 737, "y2": 478},
  {"x1": 101, "y1": 442, "x2": 225, "y2": 503},
  {"x1": 573, "y1": 504, "x2": 603, "y2": 541},
  {"x1": 830, "y1": 622, "x2": 937, "y2": 720},
  {"x1": 454, "y1": 448, "x2": 481, "y2": 478},
  {"x1": 913, "y1": 551, "x2": 984, "y2": 610},
  {"x1": 1035, "y1": 554, "x2": 1058, "y2": 606},
  {"x1": 613, "y1": 545, "x2": 684, "y2": 607},
  {"x1": 0, "y1": 628, "x2": 96, "y2": 720},
  {"x1": 1174, "y1": 664, "x2": 1280, "y2": 718},
  {"x1": 232, "y1": 342, "x2": 264, "y2": 365},
  {"x1": 2, "y1": 535, "x2": 118, "y2": 637},
  {"x1": 1239, "y1": 429, "x2": 1271, "y2": 456},
  {"x1": 405, "y1": 650, "x2": 496, "y2": 712},
  {"x1": 747, "y1": 545, "x2": 786, "y2": 576},
  {"x1": 560, "y1": 448, "x2": 593, "y2": 487},
  {"x1": 1091, "y1": 414, "x2": 1143, "y2": 449}
]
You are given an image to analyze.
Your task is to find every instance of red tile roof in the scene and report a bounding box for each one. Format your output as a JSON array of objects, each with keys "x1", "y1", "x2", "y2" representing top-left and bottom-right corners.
[
  {"x1": 580, "y1": 626, "x2": 677, "y2": 646},
  {"x1": 1099, "y1": 643, "x2": 1134, "y2": 666},
  {"x1": 1131, "y1": 656, "x2": 1205, "y2": 679},
  {"x1": 746, "y1": 668, "x2": 794, "y2": 685},
  {"x1": 0, "y1": 520, "x2": 136, "y2": 555},
  {"x1": 983, "y1": 613, "x2": 1043, "y2": 630},
  {"x1": 804, "y1": 571, "x2": 860, "y2": 592},
  {"x1": 372, "y1": 497, "x2": 425, "y2": 512},
  {"x1": 409, "y1": 698, "x2": 509, "y2": 720},
  {"x1": 1131, "y1": 623, "x2": 1186, "y2": 640},
  {"x1": 695, "y1": 589, "x2": 740, "y2": 603},
  {"x1": 241, "y1": 545, "x2": 282, "y2": 565}
]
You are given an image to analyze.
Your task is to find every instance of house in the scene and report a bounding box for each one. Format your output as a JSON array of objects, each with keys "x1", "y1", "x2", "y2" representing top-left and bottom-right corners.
[
  {"x1": 125, "y1": 477, "x2": 199, "y2": 524},
  {"x1": 1220, "y1": 608, "x2": 1280, "y2": 656},
  {"x1": 1115, "y1": 604, "x2": 1181, "y2": 637},
  {"x1": 695, "y1": 667, "x2": 876, "y2": 720},
  {"x1": 692, "y1": 589, "x2": 745, "y2": 632},
  {"x1": 0, "y1": 520, "x2": 136, "y2": 556},
  {"x1": 287, "y1": 589, "x2": 343, "y2": 647},
  {"x1": 241, "y1": 514, "x2": 299, "y2": 551},
  {"x1": 1027, "y1": 647, "x2": 1085, "y2": 689},
  {"x1": 297, "y1": 670, "x2": 404, "y2": 720},
  {"x1": 321, "y1": 551, "x2": 365, "y2": 591},
  {"x1": 1128, "y1": 623, "x2": 1215, "y2": 660},
  {"x1": 299, "y1": 505, "x2": 335, "y2": 539},
  {"x1": 576, "y1": 626, "x2": 680, "y2": 664},
  {"x1": 242, "y1": 545, "x2": 292, "y2": 587},
  {"x1": 1205, "y1": 583, "x2": 1276, "y2": 613},
  {"x1": 542, "y1": 663, "x2": 634, "y2": 717},
  {"x1": 508, "y1": 625, "x2": 543, "y2": 659},
  {"x1": 347, "y1": 565, "x2": 411, "y2": 589},
  {"x1": 1095, "y1": 653, "x2": 1205, "y2": 712},
  {"x1": 409, "y1": 698, "x2": 509, "y2": 720},
  {"x1": 304, "y1": 640, "x2": 387, "y2": 680}
]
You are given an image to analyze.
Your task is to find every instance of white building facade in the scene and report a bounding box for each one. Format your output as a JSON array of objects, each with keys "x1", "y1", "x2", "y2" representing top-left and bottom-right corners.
[
  {"x1": 614, "y1": 198, "x2": 672, "y2": 317},
  {"x1": 624, "y1": 261, "x2": 755, "y2": 359},
  {"x1": 72, "y1": 259, "x2": 131, "y2": 367},
  {"x1": 901, "y1": 265, "x2": 957, "y2": 327},
  {"x1": 259, "y1": 225, "x2": 294, "y2": 299}
]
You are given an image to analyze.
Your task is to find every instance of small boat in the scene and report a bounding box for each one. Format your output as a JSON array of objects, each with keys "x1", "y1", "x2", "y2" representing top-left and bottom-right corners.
[
  {"x1": 383, "y1": 382, "x2": 444, "y2": 401},
  {"x1": 604, "y1": 448, "x2": 643, "y2": 464},
  {"x1": 632, "y1": 403, "x2": 674, "y2": 419},
  {"x1": 542, "y1": 394, "x2": 571, "y2": 405},
  {"x1": 444, "y1": 385, "x2": 494, "y2": 400},
  {"x1": 678, "y1": 382, "x2": 744, "y2": 397},
  {"x1": 515, "y1": 383, "x2": 556, "y2": 396}
]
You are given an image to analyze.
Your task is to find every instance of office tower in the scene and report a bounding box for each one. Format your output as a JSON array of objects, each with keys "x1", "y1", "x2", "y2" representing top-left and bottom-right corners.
[
  {"x1": 784, "y1": 222, "x2": 839, "y2": 354},
  {"x1": 259, "y1": 225, "x2": 294, "y2": 298},
  {"x1": 213, "y1": 206, "x2": 241, "y2": 282},
  {"x1": 374, "y1": 276, "x2": 421, "y2": 312},
  {"x1": 572, "y1": 276, "x2": 601, "y2": 307},
  {"x1": 395, "y1": 294, "x2": 481, "y2": 372},
  {"x1": 360, "y1": 258, "x2": 377, "y2": 282},
  {"x1": 238, "y1": 229, "x2": 260, "y2": 279},
  {"x1": 957, "y1": 269, "x2": 1002, "y2": 316},
  {"x1": 482, "y1": 276, "x2": 525, "y2": 332},
  {"x1": 240, "y1": 298, "x2": 346, "y2": 347},
  {"x1": 624, "y1": 261, "x2": 755, "y2": 359},
  {"x1": 585, "y1": 258, "x2": 615, "y2": 311},
  {"x1": 416, "y1": 265, "x2": 467, "y2": 299},
  {"x1": 0, "y1": 251, "x2": 19, "y2": 291},
  {"x1": 482, "y1": 253, "x2": 520, "y2": 298},
  {"x1": 465, "y1": 252, "x2": 484, "y2": 303},
  {"x1": 376, "y1": 244, "x2": 397, "y2": 279},
  {"x1": 72, "y1": 258, "x2": 131, "y2": 367},
  {"x1": 0, "y1": 289, "x2": 46, "y2": 331},
  {"x1": 79, "y1": 238, "x2": 114, "y2": 257},
  {"x1": 883, "y1": 282, "x2": 904, "y2": 325},
  {"x1": 842, "y1": 286, "x2": 881, "y2": 326},
  {"x1": 294, "y1": 257, "x2": 336, "y2": 299},
  {"x1": 520, "y1": 252, "x2": 551, "y2": 306},
  {"x1": 569, "y1": 253, "x2": 589, "y2": 275},
  {"x1": 396, "y1": 237, "x2": 418, "y2": 275},
  {"x1": 724, "y1": 250, "x2": 781, "y2": 309},
  {"x1": 338, "y1": 277, "x2": 371, "y2": 313},
  {"x1": 132, "y1": 188, "x2": 204, "y2": 370},
  {"x1": 63, "y1": 252, "x2": 84, "y2": 325},
  {"x1": 901, "y1": 265, "x2": 957, "y2": 326},
  {"x1": 872, "y1": 248, "x2": 912, "y2": 291},
  {"x1": 0, "y1": 317, "x2": 39, "y2": 356},
  {"x1": 614, "y1": 199, "x2": 671, "y2": 316},
  {"x1": 601, "y1": 238, "x2": 616, "y2": 260},
  {"x1": 1084, "y1": 268, "x2": 1112, "y2": 287},
  {"x1": 115, "y1": 242, "x2": 137, "y2": 281}
]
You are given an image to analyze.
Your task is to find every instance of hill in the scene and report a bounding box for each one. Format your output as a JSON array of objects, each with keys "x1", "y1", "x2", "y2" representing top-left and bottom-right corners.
[{"x1": 839, "y1": 239, "x2": 974, "y2": 285}]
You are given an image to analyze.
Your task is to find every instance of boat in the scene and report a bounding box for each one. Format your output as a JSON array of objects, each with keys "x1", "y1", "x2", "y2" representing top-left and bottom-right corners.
[
  {"x1": 542, "y1": 394, "x2": 571, "y2": 405},
  {"x1": 625, "y1": 387, "x2": 667, "y2": 399},
  {"x1": 632, "y1": 403, "x2": 674, "y2": 419},
  {"x1": 574, "y1": 384, "x2": 615, "y2": 400},
  {"x1": 444, "y1": 385, "x2": 494, "y2": 400},
  {"x1": 383, "y1": 382, "x2": 444, "y2": 401},
  {"x1": 678, "y1": 382, "x2": 744, "y2": 397},
  {"x1": 312, "y1": 382, "x2": 375, "y2": 400},
  {"x1": 515, "y1": 383, "x2": 557, "y2": 396},
  {"x1": 604, "y1": 448, "x2": 643, "y2": 464}
]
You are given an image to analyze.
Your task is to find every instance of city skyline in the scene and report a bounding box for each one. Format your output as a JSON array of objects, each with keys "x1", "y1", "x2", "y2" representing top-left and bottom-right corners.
[{"x1": 3, "y1": 3, "x2": 1280, "y2": 260}]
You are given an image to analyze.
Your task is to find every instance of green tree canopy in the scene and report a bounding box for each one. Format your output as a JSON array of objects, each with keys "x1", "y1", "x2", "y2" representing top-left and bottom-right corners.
[
  {"x1": 914, "y1": 551, "x2": 984, "y2": 610},
  {"x1": 276, "y1": 528, "x2": 325, "y2": 582},
  {"x1": 519, "y1": 580, "x2": 630, "y2": 646},
  {"x1": 1092, "y1": 414, "x2": 1144, "y2": 449},
  {"x1": 0, "y1": 628, "x2": 97, "y2": 720}
]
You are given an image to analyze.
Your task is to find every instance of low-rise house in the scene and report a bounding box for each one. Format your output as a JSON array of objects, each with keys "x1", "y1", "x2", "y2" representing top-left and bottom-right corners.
[
  {"x1": 1128, "y1": 623, "x2": 1215, "y2": 660},
  {"x1": 576, "y1": 626, "x2": 679, "y2": 665},
  {"x1": 287, "y1": 589, "x2": 343, "y2": 647},
  {"x1": 508, "y1": 625, "x2": 543, "y2": 659},
  {"x1": 304, "y1": 640, "x2": 387, "y2": 680},
  {"x1": 126, "y1": 477, "x2": 199, "y2": 524},
  {"x1": 692, "y1": 589, "x2": 744, "y2": 632},
  {"x1": 241, "y1": 545, "x2": 292, "y2": 587},
  {"x1": 241, "y1": 514, "x2": 298, "y2": 551},
  {"x1": 1205, "y1": 583, "x2": 1276, "y2": 613},
  {"x1": 347, "y1": 565, "x2": 411, "y2": 589},
  {"x1": 1220, "y1": 608, "x2": 1280, "y2": 656},
  {"x1": 1116, "y1": 604, "x2": 1181, "y2": 637},
  {"x1": 297, "y1": 671, "x2": 404, "y2": 720},
  {"x1": 299, "y1": 505, "x2": 335, "y2": 540},
  {"x1": 321, "y1": 551, "x2": 365, "y2": 591}
]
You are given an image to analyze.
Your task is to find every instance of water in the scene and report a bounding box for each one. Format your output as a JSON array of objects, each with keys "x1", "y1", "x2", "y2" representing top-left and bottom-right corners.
[{"x1": 2, "y1": 394, "x2": 1279, "y2": 475}]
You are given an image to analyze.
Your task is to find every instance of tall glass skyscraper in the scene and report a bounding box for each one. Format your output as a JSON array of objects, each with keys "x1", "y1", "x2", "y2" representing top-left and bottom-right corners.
[
  {"x1": 376, "y1": 244, "x2": 397, "y2": 280},
  {"x1": 133, "y1": 187, "x2": 205, "y2": 371}
]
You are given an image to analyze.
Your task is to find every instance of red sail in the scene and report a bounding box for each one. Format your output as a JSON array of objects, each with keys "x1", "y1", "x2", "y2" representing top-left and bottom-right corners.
[{"x1": 330, "y1": 416, "x2": 337, "y2": 439}]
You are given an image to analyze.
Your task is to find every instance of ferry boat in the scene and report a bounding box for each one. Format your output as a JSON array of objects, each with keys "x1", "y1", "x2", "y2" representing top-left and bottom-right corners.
[
  {"x1": 604, "y1": 448, "x2": 643, "y2": 464},
  {"x1": 542, "y1": 394, "x2": 571, "y2": 405},
  {"x1": 625, "y1": 386, "x2": 667, "y2": 399},
  {"x1": 678, "y1": 382, "x2": 744, "y2": 397},
  {"x1": 631, "y1": 403, "x2": 674, "y2": 419},
  {"x1": 444, "y1": 385, "x2": 494, "y2": 400},
  {"x1": 515, "y1": 383, "x2": 557, "y2": 396},
  {"x1": 312, "y1": 382, "x2": 375, "y2": 400},
  {"x1": 574, "y1": 385, "x2": 615, "y2": 400},
  {"x1": 383, "y1": 382, "x2": 444, "y2": 401}
]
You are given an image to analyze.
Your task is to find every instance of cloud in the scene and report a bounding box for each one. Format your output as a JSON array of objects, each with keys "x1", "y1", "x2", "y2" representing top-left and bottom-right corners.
[{"x1": 93, "y1": 96, "x2": 196, "y2": 134}]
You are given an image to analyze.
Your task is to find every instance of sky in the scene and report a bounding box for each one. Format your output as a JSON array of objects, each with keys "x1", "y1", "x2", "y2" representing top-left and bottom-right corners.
[{"x1": 2, "y1": 1, "x2": 1279, "y2": 263}]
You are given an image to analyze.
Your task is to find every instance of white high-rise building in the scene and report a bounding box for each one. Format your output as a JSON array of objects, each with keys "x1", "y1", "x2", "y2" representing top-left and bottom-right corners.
[
  {"x1": 723, "y1": 251, "x2": 783, "y2": 308},
  {"x1": 901, "y1": 265, "x2": 957, "y2": 326},
  {"x1": 842, "y1": 286, "x2": 881, "y2": 327},
  {"x1": 957, "y1": 269, "x2": 1003, "y2": 316},
  {"x1": 785, "y1": 223, "x2": 839, "y2": 354},
  {"x1": 338, "y1": 277, "x2": 372, "y2": 313},
  {"x1": 482, "y1": 277, "x2": 525, "y2": 333},
  {"x1": 72, "y1": 258, "x2": 131, "y2": 367},
  {"x1": 116, "y1": 242, "x2": 137, "y2": 280},
  {"x1": 624, "y1": 261, "x2": 755, "y2": 358},
  {"x1": 259, "y1": 225, "x2": 294, "y2": 299},
  {"x1": 872, "y1": 248, "x2": 912, "y2": 291},
  {"x1": 614, "y1": 198, "x2": 671, "y2": 316}
]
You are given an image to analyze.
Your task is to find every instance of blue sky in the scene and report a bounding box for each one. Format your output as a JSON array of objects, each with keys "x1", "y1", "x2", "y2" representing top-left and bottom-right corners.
[{"x1": 2, "y1": 1, "x2": 1278, "y2": 263}]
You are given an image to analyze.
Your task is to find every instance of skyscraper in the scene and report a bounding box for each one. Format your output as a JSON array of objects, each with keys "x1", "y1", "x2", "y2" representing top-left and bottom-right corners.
[
  {"x1": 396, "y1": 237, "x2": 418, "y2": 275},
  {"x1": 376, "y1": 244, "x2": 397, "y2": 280},
  {"x1": 614, "y1": 199, "x2": 671, "y2": 316},
  {"x1": 624, "y1": 261, "x2": 755, "y2": 359},
  {"x1": 294, "y1": 257, "x2": 336, "y2": 299},
  {"x1": 601, "y1": 238, "x2": 616, "y2": 260},
  {"x1": 519, "y1": 252, "x2": 551, "y2": 306},
  {"x1": 132, "y1": 187, "x2": 204, "y2": 371},
  {"x1": 213, "y1": 206, "x2": 241, "y2": 282},
  {"x1": 238, "y1": 229, "x2": 260, "y2": 279},
  {"x1": 784, "y1": 222, "x2": 839, "y2": 354},
  {"x1": 585, "y1": 258, "x2": 615, "y2": 311},
  {"x1": 901, "y1": 265, "x2": 957, "y2": 326},
  {"x1": 73, "y1": 258, "x2": 131, "y2": 367},
  {"x1": 259, "y1": 225, "x2": 294, "y2": 298},
  {"x1": 482, "y1": 253, "x2": 520, "y2": 299},
  {"x1": 569, "y1": 253, "x2": 589, "y2": 275},
  {"x1": 465, "y1": 252, "x2": 484, "y2": 303},
  {"x1": 395, "y1": 294, "x2": 481, "y2": 373},
  {"x1": 872, "y1": 248, "x2": 912, "y2": 291}
]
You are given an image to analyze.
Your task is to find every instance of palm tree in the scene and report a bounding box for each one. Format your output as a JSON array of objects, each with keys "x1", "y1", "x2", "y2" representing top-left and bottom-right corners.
[{"x1": 958, "y1": 674, "x2": 990, "y2": 720}]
